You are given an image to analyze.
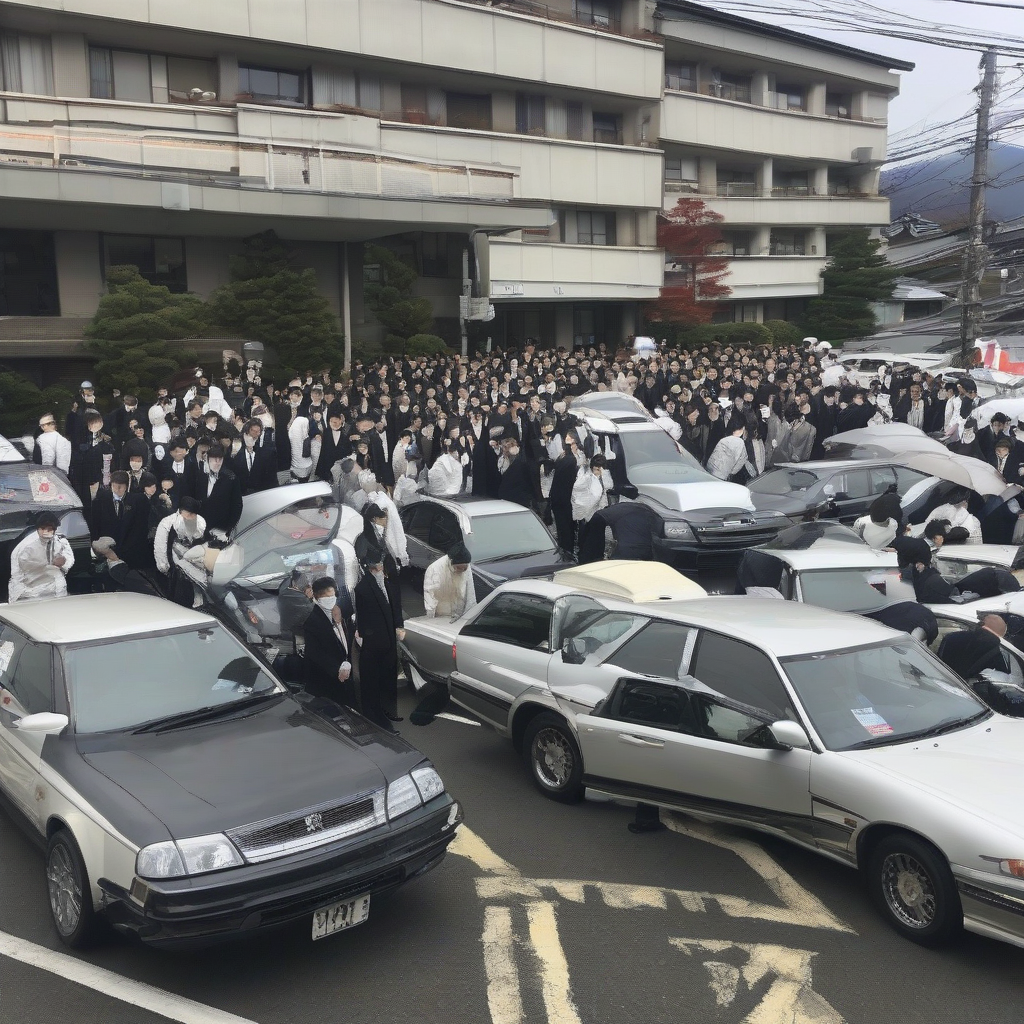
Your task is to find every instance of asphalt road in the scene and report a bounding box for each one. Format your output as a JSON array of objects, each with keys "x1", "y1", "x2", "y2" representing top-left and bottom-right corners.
[{"x1": 1, "y1": 576, "x2": 1023, "y2": 1024}]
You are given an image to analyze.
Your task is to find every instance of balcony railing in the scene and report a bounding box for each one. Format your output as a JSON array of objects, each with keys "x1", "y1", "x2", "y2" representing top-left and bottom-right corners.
[
  {"x1": 677, "y1": 182, "x2": 879, "y2": 200},
  {"x1": 456, "y1": 0, "x2": 656, "y2": 39},
  {"x1": 663, "y1": 80, "x2": 887, "y2": 126},
  {"x1": 0, "y1": 116, "x2": 517, "y2": 203}
]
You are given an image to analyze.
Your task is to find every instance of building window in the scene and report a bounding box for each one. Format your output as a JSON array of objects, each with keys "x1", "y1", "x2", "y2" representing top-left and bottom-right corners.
[
  {"x1": 576, "y1": 211, "x2": 614, "y2": 246},
  {"x1": 103, "y1": 235, "x2": 187, "y2": 292},
  {"x1": 709, "y1": 71, "x2": 751, "y2": 104},
  {"x1": 1, "y1": 33, "x2": 54, "y2": 95},
  {"x1": 89, "y1": 47, "x2": 113, "y2": 98},
  {"x1": 716, "y1": 170, "x2": 757, "y2": 197},
  {"x1": 446, "y1": 92, "x2": 492, "y2": 131},
  {"x1": 776, "y1": 84, "x2": 805, "y2": 112},
  {"x1": 0, "y1": 230, "x2": 59, "y2": 316},
  {"x1": 826, "y1": 91, "x2": 852, "y2": 119},
  {"x1": 573, "y1": 0, "x2": 620, "y2": 31},
  {"x1": 736, "y1": 303, "x2": 760, "y2": 323},
  {"x1": 421, "y1": 234, "x2": 457, "y2": 278},
  {"x1": 88, "y1": 48, "x2": 154, "y2": 103},
  {"x1": 516, "y1": 93, "x2": 546, "y2": 135},
  {"x1": 665, "y1": 61, "x2": 697, "y2": 93},
  {"x1": 665, "y1": 155, "x2": 698, "y2": 182},
  {"x1": 166, "y1": 57, "x2": 218, "y2": 104},
  {"x1": 774, "y1": 171, "x2": 811, "y2": 197},
  {"x1": 769, "y1": 230, "x2": 806, "y2": 257},
  {"x1": 566, "y1": 102, "x2": 585, "y2": 141},
  {"x1": 592, "y1": 112, "x2": 621, "y2": 145},
  {"x1": 238, "y1": 65, "x2": 305, "y2": 107}
]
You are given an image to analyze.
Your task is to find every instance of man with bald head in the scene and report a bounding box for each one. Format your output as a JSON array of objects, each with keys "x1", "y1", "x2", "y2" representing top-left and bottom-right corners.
[{"x1": 938, "y1": 614, "x2": 1008, "y2": 680}]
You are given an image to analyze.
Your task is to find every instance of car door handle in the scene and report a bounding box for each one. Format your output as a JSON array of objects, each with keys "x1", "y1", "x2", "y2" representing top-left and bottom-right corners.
[{"x1": 618, "y1": 733, "x2": 665, "y2": 748}]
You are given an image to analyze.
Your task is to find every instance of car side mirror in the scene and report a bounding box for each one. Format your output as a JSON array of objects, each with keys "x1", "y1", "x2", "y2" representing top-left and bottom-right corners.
[
  {"x1": 561, "y1": 638, "x2": 587, "y2": 665},
  {"x1": 14, "y1": 712, "x2": 69, "y2": 735},
  {"x1": 769, "y1": 720, "x2": 811, "y2": 750}
]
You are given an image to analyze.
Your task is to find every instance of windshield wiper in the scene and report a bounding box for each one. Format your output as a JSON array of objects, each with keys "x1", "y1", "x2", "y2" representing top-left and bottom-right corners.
[
  {"x1": 132, "y1": 691, "x2": 283, "y2": 734},
  {"x1": 844, "y1": 709, "x2": 991, "y2": 750}
]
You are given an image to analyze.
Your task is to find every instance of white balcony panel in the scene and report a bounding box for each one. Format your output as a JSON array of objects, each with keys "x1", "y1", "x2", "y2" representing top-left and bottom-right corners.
[
  {"x1": 696, "y1": 194, "x2": 890, "y2": 228},
  {"x1": 19, "y1": 0, "x2": 663, "y2": 100},
  {"x1": 662, "y1": 91, "x2": 887, "y2": 164},
  {"x1": 724, "y1": 257, "x2": 826, "y2": 300},
  {"x1": 381, "y1": 124, "x2": 663, "y2": 209},
  {"x1": 489, "y1": 239, "x2": 664, "y2": 300}
]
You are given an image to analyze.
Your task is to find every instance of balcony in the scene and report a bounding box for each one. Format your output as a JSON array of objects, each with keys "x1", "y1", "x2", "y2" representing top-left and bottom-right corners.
[
  {"x1": 487, "y1": 238, "x2": 663, "y2": 300},
  {"x1": 0, "y1": 93, "x2": 558, "y2": 234},
  {"x1": 18, "y1": 0, "x2": 663, "y2": 102},
  {"x1": 722, "y1": 256, "x2": 826, "y2": 300},
  {"x1": 661, "y1": 90, "x2": 887, "y2": 163}
]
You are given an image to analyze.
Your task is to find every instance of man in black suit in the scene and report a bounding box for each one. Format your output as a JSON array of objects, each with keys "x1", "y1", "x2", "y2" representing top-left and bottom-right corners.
[
  {"x1": 549, "y1": 433, "x2": 581, "y2": 553},
  {"x1": 991, "y1": 435, "x2": 1024, "y2": 484},
  {"x1": 302, "y1": 577, "x2": 354, "y2": 707},
  {"x1": 194, "y1": 444, "x2": 243, "y2": 535},
  {"x1": 354, "y1": 545, "x2": 404, "y2": 731},
  {"x1": 315, "y1": 406, "x2": 350, "y2": 483},
  {"x1": 90, "y1": 471, "x2": 150, "y2": 569},
  {"x1": 161, "y1": 439, "x2": 198, "y2": 498},
  {"x1": 233, "y1": 420, "x2": 278, "y2": 494}
]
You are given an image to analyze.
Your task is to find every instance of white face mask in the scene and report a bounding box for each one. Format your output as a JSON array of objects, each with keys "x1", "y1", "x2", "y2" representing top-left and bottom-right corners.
[
  {"x1": 130, "y1": 460, "x2": 143, "y2": 472},
  {"x1": 553, "y1": 401, "x2": 566, "y2": 414},
  {"x1": 373, "y1": 522, "x2": 385, "y2": 537},
  {"x1": 317, "y1": 595, "x2": 337, "y2": 611},
  {"x1": 244, "y1": 435, "x2": 256, "y2": 448}
]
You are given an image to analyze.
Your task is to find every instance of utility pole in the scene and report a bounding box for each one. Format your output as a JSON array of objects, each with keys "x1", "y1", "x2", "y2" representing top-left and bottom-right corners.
[{"x1": 960, "y1": 47, "x2": 999, "y2": 365}]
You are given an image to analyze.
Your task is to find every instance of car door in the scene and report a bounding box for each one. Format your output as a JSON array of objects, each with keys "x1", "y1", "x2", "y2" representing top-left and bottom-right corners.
[
  {"x1": 576, "y1": 630, "x2": 812, "y2": 819},
  {"x1": 401, "y1": 503, "x2": 437, "y2": 569},
  {"x1": 453, "y1": 592, "x2": 554, "y2": 727},
  {"x1": 0, "y1": 627, "x2": 55, "y2": 827},
  {"x1": 830, "y1": 468, "x2": 875, "y2": 521}
]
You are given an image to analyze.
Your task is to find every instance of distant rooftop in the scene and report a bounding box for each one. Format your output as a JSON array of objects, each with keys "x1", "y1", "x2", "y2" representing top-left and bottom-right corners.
[{"x1": 656, "y1": 2, "x2": 916, "y2": 73}]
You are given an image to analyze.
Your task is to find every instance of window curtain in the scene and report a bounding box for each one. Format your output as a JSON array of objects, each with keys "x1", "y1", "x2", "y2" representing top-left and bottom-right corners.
[
  {"x1": 312, "y1": 67, "x2": 356, "y2": 108},
  {"x1": 2, "y1": 34, "x2": 54, "y2": 95}
]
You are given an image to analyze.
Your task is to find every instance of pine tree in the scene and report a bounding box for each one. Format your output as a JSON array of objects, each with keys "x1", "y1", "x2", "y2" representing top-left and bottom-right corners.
[
  {"x1": 648, "y1": 198, "x2": 732, "y2": 329},
  {"x1": 84, "y1": 266, "x2": 205, "y2": 401},
  {"x1": 801, "y1": 229, "x2": 899, "y2": 341},
  {"x1": 206, "y1": 231, "x2": 344, "y2": 377},
  {"x1": 362, "y1": 243, "x2": 438, "y2": 355}
]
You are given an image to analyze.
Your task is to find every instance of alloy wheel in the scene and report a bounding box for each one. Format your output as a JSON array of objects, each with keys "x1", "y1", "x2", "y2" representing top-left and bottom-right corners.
[
  {"x1": 47, "y1": 842, "x2": 83, "y2": 937},
  {"x1": 880, "y1": 852, "x2": 937, "y2": 930},
  {"x1": 532, "y1": 728, "x2": 575, "y2": 790}
]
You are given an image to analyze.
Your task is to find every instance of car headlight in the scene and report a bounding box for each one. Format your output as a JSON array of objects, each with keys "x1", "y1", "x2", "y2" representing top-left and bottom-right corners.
[
  {"x1": 663, "y1": 521, "x2": 695, "y2": 540},
  {"x1": 136, "y1": 834, "x2": 244, "y2": 879},
  {"x1": 997, "y1": 859, "x2": 1024, "y2": 878},
  {"x1": 386, "y1": 774, "x2": 423, "y2": 820},
  {"x1": 412, "y1": 765, "x2": 445, "y2": 803}
]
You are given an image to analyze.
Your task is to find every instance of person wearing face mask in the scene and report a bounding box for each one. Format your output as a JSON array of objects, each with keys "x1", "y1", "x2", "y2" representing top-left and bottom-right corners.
[
  {"x1": 9, "y1": 512, "x2": 75, "y2": 602},
  {"x1": 106, "y1": 393, "x2": 140, "y2": 449},
  {"x1": 194, "y1": 444, "x2": 243, "y2": 536},
  {"x1": 91, "y1": 471, "x2": 147, "y2": 567},
  {"x1": 315, "y1": 405, "x2": 349, "y2": 484},
  {"x1": 422, "y1": 542, "x2": 476, "y2": 620},
  {"x1": 497, "y1": 436, "x2": 540, "y2": 509},
  {"x1": 122, "y1": 439, "x2": 150, "y2": 492},
  {"x1": 153, "y1": 495, "x2": 206, "y2": 577},
  {"x1": 353, "y1": 546, "x2": 405, "y2": 731},
  {"x1": 71, "y1": 410, "x2": 116, "y2": 506},
  {"x1": 949, "y1": 417, "x2": 985, "y2": 460},
  {"x1": 302, "y1": 577, "x2": 355, "y2": 708},
  {"x1": 354, "y1": 502, "x2": 402, "y2": 581}
]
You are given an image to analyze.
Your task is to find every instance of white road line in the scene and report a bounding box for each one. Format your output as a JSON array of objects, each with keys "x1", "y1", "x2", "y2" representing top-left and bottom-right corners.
[
  {"x1": 481, "y1": 906, "x2": 523, "y2": 1024},
  {"x1": 435, "y1": 712, "x2": 481, "y2": 727},
  {"x1": 526, "y1": 902, "x2": 583, "y2": 1024},
  {"x1": 0, "y1": 930, "x2": 258, "y2": 1024}
]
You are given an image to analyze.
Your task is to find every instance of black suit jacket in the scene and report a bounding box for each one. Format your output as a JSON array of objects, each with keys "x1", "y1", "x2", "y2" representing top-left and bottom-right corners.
[
  {"x1": 355, "y1": 572, "x2": 402, "y2": 657},
  {"x1": 194, "y1": 468, "x2": 243, "y2": 534},
  {"x1": 160, "y1": 456, "x2": 198, "y2": 497},
  {"x1": 90, "y1": 489, "x2": 150, "y2": 567},
  {"x1": 302, "y1": 605, "x2": 353, "y2": 701},
  {"x1": 233, "y1": 446, "x2": 278, "y2": 494},
  {"x1": 315, "y1": 428, "x2": 350, "y2": 482}
]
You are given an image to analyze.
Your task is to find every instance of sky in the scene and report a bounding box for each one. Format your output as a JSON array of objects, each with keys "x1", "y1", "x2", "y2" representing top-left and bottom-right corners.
[{"x1": 704, "y1": 0, "x2": 1024, "y2": 145}]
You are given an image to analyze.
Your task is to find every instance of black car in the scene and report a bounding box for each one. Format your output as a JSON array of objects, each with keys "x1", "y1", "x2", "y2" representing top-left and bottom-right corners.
[
  {"x1": 0, "y1": 593, "x2": 461, "y2": 948},
  {"x1": 399, "y1": 495, "x2": 575, "y2": 600}
]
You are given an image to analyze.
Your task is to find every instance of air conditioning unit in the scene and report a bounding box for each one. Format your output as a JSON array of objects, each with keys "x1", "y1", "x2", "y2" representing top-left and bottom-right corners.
[{"x1": 853, "y1": 147, "x2": 874, "y2": 163}]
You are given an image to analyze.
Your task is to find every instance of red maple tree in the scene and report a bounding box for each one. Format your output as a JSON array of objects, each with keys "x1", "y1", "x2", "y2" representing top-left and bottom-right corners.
[{"x1": 648, "y1": 198, "x2": 732, "y2": 326}]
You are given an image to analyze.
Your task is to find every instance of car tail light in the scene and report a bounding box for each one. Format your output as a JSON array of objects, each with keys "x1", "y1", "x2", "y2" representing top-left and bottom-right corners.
[
  {"x1": 452, "y1": 641, "x2": 457, "y2": 669},
  {"x1": 1001, "y1": 859, "x2": 1024, "y2": 878}
]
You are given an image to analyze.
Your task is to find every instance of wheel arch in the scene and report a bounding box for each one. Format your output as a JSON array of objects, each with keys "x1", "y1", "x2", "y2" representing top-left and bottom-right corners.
[
  {"x1": 511, "y1": 701, "x2": 566, "y2": 754},
  {"x1": 856, "y1": 822, "x2": 951, "y2": 872}
]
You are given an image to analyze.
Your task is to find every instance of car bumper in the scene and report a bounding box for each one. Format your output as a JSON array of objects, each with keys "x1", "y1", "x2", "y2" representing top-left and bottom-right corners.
[
  {"x1": 955, "y1": 871, "x2": 1024, "y2": 949},
  {"x1": 653, "y1": 527, "x2": 783, "y2": 570},
  {"x1": 99, "y1": 797, "x2": 462, "y2": 948}
]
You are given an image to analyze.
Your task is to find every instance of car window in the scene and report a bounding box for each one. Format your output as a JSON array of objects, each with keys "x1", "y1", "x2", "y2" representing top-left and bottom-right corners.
[
  {"x1": 611, "y1": 679, "x2": 693, "y2": 730},
  {"x1": 605, "y1": 621, "x2": 695, "y2": 679},
  {"x1": 429, "y1": 509, "x2": 462, "y2": 551},
  {"x1": 698, "y1": 697, "x2": 775, "y2": 747},
  {"x1": 797, "y1": 567, "x2": 901, "y2": 613},
  {"x1": 403, "y1": 504, "x2": 434, "y2": 544},
  {"x1": 691, "y1": 632, "x2": 796, "y2": 721},
  {"x1": 464, "y1": 511, "x2": 556, "y2": 560},
  {"x1": 869, "y1": 467, "x2": 896, "y2": 494},
  {"x1": 461, "y1": 593, "x2": 553, "y2": 650},
  {"x1": 894, "y1": 466, "x2": 931, "y2": 494},
  {"x1": 563, "y1": 610, "x2": 647, "y2": 658},
  {"x1": 0, "y1": 627, "x2": 51, "y2": 715},
  {"x1": 834, "y1": 470, "x2": 872, "y2": 500},
  {"x1": 747, "y1": 468, "x2": 821, "y2": 496},
  {"x1": 228, "y1": 499, "x2": 339, "y2": 581}
]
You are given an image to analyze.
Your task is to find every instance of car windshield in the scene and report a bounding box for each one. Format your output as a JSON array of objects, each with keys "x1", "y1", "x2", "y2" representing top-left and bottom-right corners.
[
  {"x1": 761, "y1": 522, "x2": 867, "y2": 550},
  {"x1": 748, "y1": 468, "x2": 823, "y2": 496},
  {"x1": 0, "y1": 467, "x2": 77, "y2": 505},
  {"x1": 616, "y1": 431, "x2": 712, "y2": 485},
  {"x1": 64, "y1": 625, "x2": 283, "y2": 733},
  {"x1": 782, "y1": 641, "x2": 989, "y2": 751},
  {"x1": 466, "y1": 511, "x2": 556, "y2": 560},
  {"x1": 226, "y1": 499, "x2": 340, "y2": 582},
  {"x1": 798, "y1": 567, "x2": 906, "y2": 613}
]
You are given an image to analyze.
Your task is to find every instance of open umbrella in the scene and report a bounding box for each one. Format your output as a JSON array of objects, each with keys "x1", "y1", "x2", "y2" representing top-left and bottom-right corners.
[
  {"x1": 893, "y1": 450, "x2": 1021, "y2": 499},
  {"x1": 826, "y1": 424, "x2": 948, "y2": 458}
]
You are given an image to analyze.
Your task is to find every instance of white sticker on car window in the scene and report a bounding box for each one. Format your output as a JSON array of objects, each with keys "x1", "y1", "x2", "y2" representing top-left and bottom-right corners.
[
  {"x1": 851, "y1": 706, "x2": 893, "y2": 736},
  {"x1": 0, "y1": 640, "x2": 14, "y2": 676}
]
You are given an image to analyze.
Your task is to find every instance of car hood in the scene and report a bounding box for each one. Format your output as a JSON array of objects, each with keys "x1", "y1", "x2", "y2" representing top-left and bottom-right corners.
[
  {"x1": 80, "y1": 697, "x2": 410, "y2": 840},
  {"x1": 638, "y1": 479, "x2": 755, "y2": 514},
  {"x1": 748, "y1": 492, "x2": 816, "y2": 515},
  {"x1": 842, "y1": 716, "x2": 1024, "y2": 836},
  {"x1": 476, "y1": 549, "x2": 575, "y2": 581}
]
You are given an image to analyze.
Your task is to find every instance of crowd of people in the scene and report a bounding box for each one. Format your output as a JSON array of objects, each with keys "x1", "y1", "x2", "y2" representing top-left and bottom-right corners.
[{"x1": 15, "y1": 336, "x2": 1024, "y2": 722}]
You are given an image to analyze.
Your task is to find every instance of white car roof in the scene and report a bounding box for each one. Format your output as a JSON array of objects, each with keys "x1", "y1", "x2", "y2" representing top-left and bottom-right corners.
[
  {"x1": 930, "y1": 592, "x2": 1024, "y2": 619},
  {"x1": 769, "y1": 545, "x2": 900, "y2": 572},
  {"x1": 648, "y1": 597, "x2": 903, "y2": 659},
  {"x1": 0, "y1": 593, "x2": 217, "y2": 644},
  {"x1": 935, "y1": 544, "x2": 1020, "y2": 568},
  {"x1": 234, "y1": 480, "x2": 333, "y2": 535},
  {"x1": 553, "y1": 560, "x2": 707, "y2": 603}
]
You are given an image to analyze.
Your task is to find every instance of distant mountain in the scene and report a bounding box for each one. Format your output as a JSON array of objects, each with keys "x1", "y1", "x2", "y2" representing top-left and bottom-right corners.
[{"x1": 882, "y1": 142, "x2": 1024, "y2": 227}]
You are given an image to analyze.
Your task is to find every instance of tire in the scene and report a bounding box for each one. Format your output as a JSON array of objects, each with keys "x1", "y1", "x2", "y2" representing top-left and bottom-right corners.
[
  {"x1": 46, "y1": 829, "x2": 99, "y2": 949},
  {"x1": 867, "y1": 832, "x2": 963, "y2": 947},
  {"x1": 523, "y1": 713, "x2": 584, "y2": 803}
]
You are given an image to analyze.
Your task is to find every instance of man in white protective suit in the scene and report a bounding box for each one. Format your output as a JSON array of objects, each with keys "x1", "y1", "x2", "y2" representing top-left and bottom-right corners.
[{"x1": 9, "y1": 511, "x2": 74, "y2": 602}]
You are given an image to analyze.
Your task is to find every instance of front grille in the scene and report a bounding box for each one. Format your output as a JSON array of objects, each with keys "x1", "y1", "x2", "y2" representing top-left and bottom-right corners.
[
  {"x1": 227, "y1": 791, "x2": 386, "y2": 864},
  {"x1": 693, "y1": 524, "x2": 780, "y2": 549}
]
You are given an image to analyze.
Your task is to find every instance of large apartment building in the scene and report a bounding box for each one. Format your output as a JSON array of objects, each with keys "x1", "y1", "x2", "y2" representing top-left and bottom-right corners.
[{"x1": 0, "y1": 0, "x2": 911, "y2": 376}]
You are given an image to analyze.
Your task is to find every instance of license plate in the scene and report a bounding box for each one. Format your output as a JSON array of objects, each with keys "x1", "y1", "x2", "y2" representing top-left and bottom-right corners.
[{"x1": 312, "y1": 894, "x2": 370, "y2": 941}]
